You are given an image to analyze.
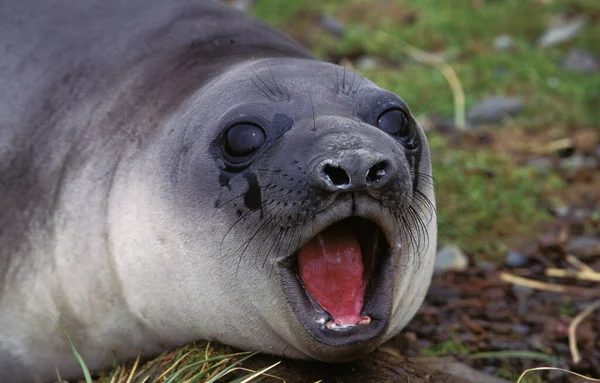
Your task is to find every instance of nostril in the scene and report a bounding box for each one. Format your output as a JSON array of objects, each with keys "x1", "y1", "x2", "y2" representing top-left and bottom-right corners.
[
  {"x1": 366, "y1": 161, "x2": 389, "y2": 184},
  {"x1": 323, "y1": 164, "x2": 350, "y2": 187}
]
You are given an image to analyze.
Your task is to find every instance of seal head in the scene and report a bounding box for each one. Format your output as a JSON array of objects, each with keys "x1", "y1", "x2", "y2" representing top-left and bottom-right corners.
[{"x1": 140, "y1": 58, "x2": 437, "y2": 362}]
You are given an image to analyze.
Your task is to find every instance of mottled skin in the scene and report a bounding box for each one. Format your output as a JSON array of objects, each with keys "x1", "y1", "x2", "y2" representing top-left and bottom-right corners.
[{"x1": 0, "y1": 0, "x2": 437, "y2": 382}]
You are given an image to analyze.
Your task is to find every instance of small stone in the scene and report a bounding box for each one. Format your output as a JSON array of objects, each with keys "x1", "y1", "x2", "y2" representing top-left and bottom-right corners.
[
  {"x1": 467, "y1": 96, "x2": 524, "y2": 125},
  {"x1": 320, "y1": 14, "x2": 344, "y2": 37},
  {"x1": 511, "y1": 324, "x2": 530, "y2": 335},
  {"x1": 550, "y1": 205, "x2": 569, "y2": 217},
  {"x1": 559, "y1": 154, "x2": 598, "y2": 171},
  {"x1": 355, "y1": 56, "x2": 379, "y2": 71},
  {"x1": 525, "y1": 157, "x2": 553, "y2": 174},
  {"x1": 562, "y1": 48, "x2": 599, "y2": 73},
  {"x1": 230, "y1": 0, "x2": 255, "y2": 12},
  {"x1": 512, "y1": 284, "x2": 534, "y2": 300},
  {"x1": 504, "y1": 250, "x2": 529, "y2": 268},
  {"x1": 434, "y1": 244, "x2": 469, "y2": 274},
  {"x1": 538, "y1": 16, "x2": 586, "y2": 48},
  {"x1": 493, "y1": 35, "x2": 513, "y2": 50},
  {"x1": 566, "y1": 236, "x2": 600, "y2": 257}
]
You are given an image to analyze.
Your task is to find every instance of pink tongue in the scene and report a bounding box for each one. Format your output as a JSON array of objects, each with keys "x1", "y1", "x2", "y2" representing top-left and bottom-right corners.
[{"x1": 297, "y1": 225, "x2": 366, "y2": 326}]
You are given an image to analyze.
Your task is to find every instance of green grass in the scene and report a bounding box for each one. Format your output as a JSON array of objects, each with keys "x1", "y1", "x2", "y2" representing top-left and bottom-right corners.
[
  {"x1": 430, "y1": 133, "x2": 563, "y2": 256},
  {"x1": 254, "y1": 0, "x2": 599, "y2": 128},
  {"x1": 420, "y1": 339, "x2": 469, "y2": 357}
]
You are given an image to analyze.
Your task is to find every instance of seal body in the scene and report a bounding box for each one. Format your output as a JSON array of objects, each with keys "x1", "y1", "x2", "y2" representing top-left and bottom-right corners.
[{"x1": 0, "y1": 1, "x2": 437, "y2": 381}]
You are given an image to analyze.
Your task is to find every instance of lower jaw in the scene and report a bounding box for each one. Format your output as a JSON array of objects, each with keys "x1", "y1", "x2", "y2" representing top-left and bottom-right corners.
[{"x1": 278, "y1": 249, "x2": 395, "y2": 359}]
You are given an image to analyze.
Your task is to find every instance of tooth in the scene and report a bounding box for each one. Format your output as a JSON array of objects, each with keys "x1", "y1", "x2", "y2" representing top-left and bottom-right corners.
[{"x1": 358, "y1": 316, "x2": 371, "y2": 325}]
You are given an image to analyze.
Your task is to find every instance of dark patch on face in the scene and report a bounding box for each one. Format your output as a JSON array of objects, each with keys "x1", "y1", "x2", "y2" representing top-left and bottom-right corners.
[
  {"x1": 218, "y1": 171, "x2": 233, "y2": 190},
  {"x1": 242, "y1": 170, "x2": 263, "y2": 218}
]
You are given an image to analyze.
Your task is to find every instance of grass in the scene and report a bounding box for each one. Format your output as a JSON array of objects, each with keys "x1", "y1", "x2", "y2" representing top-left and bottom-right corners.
[
  {"x1": 420, "y1": 339, "x2": 469, "y2": 357},
  {"x1": 430, "y1": 132, "x2": 563, "y2": 256},
  {"x1": 254, "y1": 0, "x2": 600, "y2": 129}
]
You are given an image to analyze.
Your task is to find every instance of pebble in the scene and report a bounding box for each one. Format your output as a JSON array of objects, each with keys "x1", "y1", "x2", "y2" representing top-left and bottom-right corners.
[
  {"x1": 504, "y1": 250, "x2": 529, "y2": 268},
  {"x1": 538, "y1": 16, "x2": 586, "y2": 48},
  {"x1": 493, "y1": 35, "x2": 514, "y2": 50},
  {"x1": 566, "y1": 236, "x2": 600, "y2": 257},
  {"x1": 512, "y1": 284, "x2": 535, "y2": 300},
  {"x1": 467, "y1": 96, "x2": 524, "y2": 125},
  {"x1": 511, "y1": 324, "x2": 530, "y2": 335},
  {"x1": 562, "y1": 48, "x2": 599, "y2": 73},
  {"x1": 525, "y1": 157, "x2": 554, "y2": 174},
  {"x1": 230, "y1": 0, "x2": 255, "y2": 12},
  {"x1": 434, "y1": 244, "x2": 469, "y2": 274},
  {"x1": 355, "y1": 56, "x2": 379, "y2": 71},
  {"x1": 320, "y1": 14, "x2": 344, "y2": 37},
  {"x1": 559, "y1": 154, "x2": 598, "y2": 171},
  {"x1": 550, "y1": 205, "x2": 569, "y2": 217}
]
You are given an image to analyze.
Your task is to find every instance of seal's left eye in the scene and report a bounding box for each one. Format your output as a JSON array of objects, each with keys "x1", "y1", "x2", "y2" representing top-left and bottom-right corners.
[
  {"x1": 377, "y1": 109, "x2": 416, "y2": 149},
  {"x1": 225, "y1": 123, "x2": 266, "y2": 157}
]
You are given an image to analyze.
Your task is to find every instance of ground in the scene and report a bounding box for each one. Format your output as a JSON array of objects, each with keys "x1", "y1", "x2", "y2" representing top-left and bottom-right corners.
[{"x1": 79, "y1": 0, "x2": 599, "y2": 382}]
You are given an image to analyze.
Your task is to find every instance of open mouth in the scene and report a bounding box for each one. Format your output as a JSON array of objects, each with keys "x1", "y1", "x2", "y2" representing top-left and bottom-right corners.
[{"x1": 280, "y1": 216, "x2": 395, "y2": 347}]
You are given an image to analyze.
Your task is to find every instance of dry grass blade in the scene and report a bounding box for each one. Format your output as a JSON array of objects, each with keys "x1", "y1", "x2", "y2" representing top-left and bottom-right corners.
[
  {"x1": 499, "y1": 272, "x2": 600, "y2": 297},
  {"x1": 569, "y1": 300, "x2": 600, "y2": 364},
  {"x1": 545, "y1": 268, "x2": 600, "y2": 282},
  {"x1": 230, "y1": 361, "x2": 283, "y2": 383},
  {"x1": 516, "y1": 367, "x2": 600, "y2": 383},
  {"x1": 565, "y1": 254, "x2": 596, "y2": 273},
  {"x1": 154, "y1": 351, "x2": 194, "y2": 381},
  {"x1": 125, "y1": 354, "x2": 142, "y2": 383}
]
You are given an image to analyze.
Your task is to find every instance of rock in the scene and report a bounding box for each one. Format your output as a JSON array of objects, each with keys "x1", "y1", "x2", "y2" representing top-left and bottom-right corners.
[
  {"x1": 467, "y1": 96, "x2": 524, "y2": 125},
  {"x1": 559, "y1": 154, "x2": 598, "y2": 171},
  {"x1": 538, "y1": 16, "x2": 586, "y2": 48},
  {"x1": 550, "y1": 205, "x2": 569, "y2": 217},
  {"x1": 355, "y1": 55, "x2": 379, "y2": 71},
  {"x1": 493, "y1": 35, "x2": 513, "y2": 50},
  {"x1": 434, "y1": 244, "x2": 469, "y2": 274},
  {"x1": 504, "y1": 250, "x2": 529, "y2": 268},
  {"x1": 562, "y1": 48, "x2": 599, "y2": 73},
  {"x1": 511, "y1": 324, "x2": 530, "y2": 335},
  {"x1": 230, "y1": 0, "x2": 255, "y2": 12},
  {"x1": 566, "y1": 236, "x2": 600, "y2": 257},
  {"x1": 525, "y1": 157, "x2": 554, "y2": 174},
  {"x1": 512, "y1": 284, "x2": 535, "y2": 300},
  {"x1": 320, "y1": 14, "x2": 344, "y2": 37}
]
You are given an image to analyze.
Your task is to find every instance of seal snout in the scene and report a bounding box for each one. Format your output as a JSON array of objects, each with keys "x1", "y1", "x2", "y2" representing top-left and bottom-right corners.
[{"x1": 316, "y1": 155, "x2": 396, "y2": 192}]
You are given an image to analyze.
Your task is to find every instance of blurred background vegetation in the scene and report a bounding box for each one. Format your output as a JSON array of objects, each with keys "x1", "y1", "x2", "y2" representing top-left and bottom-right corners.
[{"x1": 251, "y1": 0, "x2": 599, "y2": 259}]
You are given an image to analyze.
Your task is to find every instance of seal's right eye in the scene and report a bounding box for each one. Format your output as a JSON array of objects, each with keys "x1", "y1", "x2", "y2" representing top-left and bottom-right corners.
[{"x1": 224, "y1": 123, "x2": 266, "y2": 157}]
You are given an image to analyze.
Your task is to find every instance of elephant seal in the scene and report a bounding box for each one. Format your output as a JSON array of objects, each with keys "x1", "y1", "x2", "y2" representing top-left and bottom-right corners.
[{"x1": 0, "y1": 0, "x2": 437, "y2": 381}]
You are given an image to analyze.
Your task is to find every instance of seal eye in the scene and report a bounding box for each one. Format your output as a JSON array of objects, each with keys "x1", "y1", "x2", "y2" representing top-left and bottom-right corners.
[
  {"x1": 377, "y1": 108, "x2": 411, "y2": 138},
  {"x1": 225, "y1": 123, "x2": 266, "y2": 157}
]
